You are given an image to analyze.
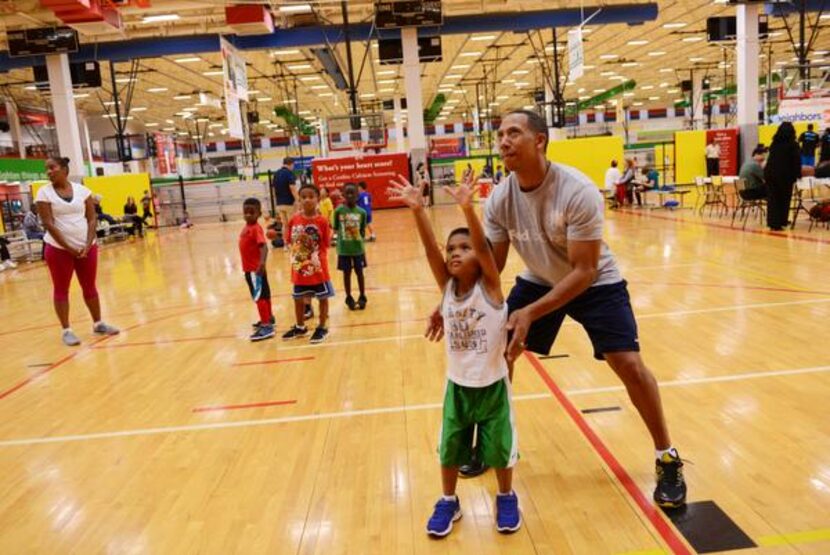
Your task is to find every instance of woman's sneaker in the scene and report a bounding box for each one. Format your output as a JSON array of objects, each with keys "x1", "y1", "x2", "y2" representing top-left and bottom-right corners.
[
  {"x1": 426, "y1": 497, "x2": 461, "y2": 537},
  {"x1": 62, "y1": 329, "x2": 81, "y2": 346},
  {"x1": 250, "y1": 325, "x2": 275, "y2": 342},
  {"x1": 495, "y1": 492, "x2": 522, "y2": 533},
  {"x1": 282, "y1": 325, "x2": 308, "y2": 340},
  {"x1": 309, "y1": 327, "x2": 328, "y2": 344},
  {"x1": 93, "y1": 322, "x2": 120, "y2": 335}
]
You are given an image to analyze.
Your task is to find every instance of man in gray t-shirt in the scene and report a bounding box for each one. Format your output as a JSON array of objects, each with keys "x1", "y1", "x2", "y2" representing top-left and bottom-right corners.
[{"x1": 484, "y1": 110, "x2": 687, "y2": 509}]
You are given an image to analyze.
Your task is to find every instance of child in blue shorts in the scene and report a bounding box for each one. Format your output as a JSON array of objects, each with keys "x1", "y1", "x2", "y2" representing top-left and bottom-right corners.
[
  {"x1": 389, "y1": 173, "x2": 521, "y2": 538},
  {"x1": 357, "y1": 181, "x2": 376, "y2": 242}
]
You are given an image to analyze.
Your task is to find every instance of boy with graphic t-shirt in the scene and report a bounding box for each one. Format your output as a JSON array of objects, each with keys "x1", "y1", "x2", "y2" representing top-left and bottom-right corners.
[
  {"x1": 334, "y1": 183, "x2": 368, "y2": 310},
  {"x1": 239, "y1": 197, "x2": 274, "y2": 341},
  {"x1": 282, "y1": 183, "x2": 333, "y2": 344},
  {"x1": 389, "y1": 173, "x2": 521, "y2": 538}
]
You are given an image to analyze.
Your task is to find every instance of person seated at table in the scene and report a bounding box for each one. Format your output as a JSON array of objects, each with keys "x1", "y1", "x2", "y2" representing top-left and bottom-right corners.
[
  {"x1": 738, "y1": 145, "x2": 769, "y2": 201},
  {"x1": 634, "y1": 166, "x2": 661, "y2": 206},
  {"x1": 93, "y1": 195, "x2": 117, "y2": 226},
  {"x1": 615, "y1": 159, "x2": 636, "y2": 206},
  {"x1": 123, "y1": 196, "x2": 144, "y2": 238},
  {"x1": 23, "y1": 205, "x2": 44, "y2": 241}
]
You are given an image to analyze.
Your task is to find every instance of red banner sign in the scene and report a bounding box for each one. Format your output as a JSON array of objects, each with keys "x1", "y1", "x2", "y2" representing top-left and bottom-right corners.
[
  {"x1": 312, "y1": 152, "x2": 409, "y2": 209},
  {"x1": 429, "y1": 137, "x2": 466, "y2": 159},
  {"x1": 706, "y1": 128, "x2": 739, "y2": 176}
]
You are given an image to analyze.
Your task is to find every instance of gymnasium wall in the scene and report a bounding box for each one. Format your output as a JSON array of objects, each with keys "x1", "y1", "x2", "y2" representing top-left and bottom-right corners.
[
  {"x1": 674, "y1": 130, "x2": 707, "y2": 185},
  {"x1": 31, "y1": 173, "x2": 152, "y2": 217},
  {"x1": 546, "y1": 135, "x2": 624, "y2": 188}
]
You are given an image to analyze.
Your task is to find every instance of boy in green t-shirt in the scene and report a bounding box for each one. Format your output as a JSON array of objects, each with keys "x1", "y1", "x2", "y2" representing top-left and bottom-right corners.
[{"x1": 333, "y1": 182, "x2": 368, "y2": 310}]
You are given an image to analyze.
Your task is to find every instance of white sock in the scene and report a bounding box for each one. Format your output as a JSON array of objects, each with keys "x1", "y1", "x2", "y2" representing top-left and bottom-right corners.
[
  {"x1": 656, "y1": 447, "x2": 678, "y2": 460},
  {"x1": 442, "y1": 494, "x2": 457, "y2": 502},
  {"x1": 497, "y1": 490, "x2": 514, "y2": 497},
  {"x1": 62, "y1": 327, "x2": 73, "y2": 333},
  {"x1": 93, "y1": 320, "x2": 103, "y2": 327}
]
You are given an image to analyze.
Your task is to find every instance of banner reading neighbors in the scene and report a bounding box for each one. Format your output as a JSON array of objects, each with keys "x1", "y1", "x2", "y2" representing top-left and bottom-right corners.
[{"x1": 312, "y1": 153, "x2": 409, "y2": 209}]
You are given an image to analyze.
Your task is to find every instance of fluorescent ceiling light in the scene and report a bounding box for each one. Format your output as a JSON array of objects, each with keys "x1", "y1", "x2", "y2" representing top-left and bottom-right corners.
[
  {"x1": 459, "y1": 52, "x2": 482, "y2": 57},
  {"x1": 142, "y1": 14, "x2": 179, "y2": 23},
  {"x1": 641, "y1": 85, "x2": 654, "y2": 90},
  {"x1": 24, "y1": 85, "x2": 37, "y2": 90},
  {"x1": 148, "y1": 87, "x2": 168, "y2": 92},
  {"x1": 659, "y1": 68, "x2": 674, "y2": 73},
  {"x1": 512, "y1": 70, "x2": 529, "y2": 75},
  {"x1": 648, "y1": 96, "x2": 660, "y2": 100},
  {"x1": 271, "y1": 49, "x2": 301, "y2": 56},
  {"x1": 319, "y1": 92, "x2": 333, "y2": 97},
  {"x1": 599, "y1": 54, "x2": 618, "y2": 59},
  {"x1": 682, "y1": 37, "x2": 703, "y2": 43},
  {"x1": 659, "y1": 82, "x2": 669, "y2": 87},
  {"x1": 174, "y1": 95, "x2": 192, "y2": 100},
  {"x1": 379, "y1": 88, "x2": 394, "y2": 93},
  {"x1": 496, "y1": 95, "x2": 509, "y2": 100},
  {"x1": 145, "y1": 122, "x2": 159, "y2": 127},
  {"x1": 502, "y1": 79, "x2": 516, "y2": 83},
  {"x1": 202, "y1": 71, "x2": 224, "y2": 76},
  {"x1": 627, "y1": 40, "x2": 649, "y2": 45},
  {"x1": 73, "y1": 93, "x2": 89, "y2": 98},
  {"x1": 471, "y1": 35, "x2": 496, "y2": 41},
  {"x1": 582, "y1": 65, "x2": 595, "y2": 70},
  {"x1": 515, "y1": 82, "x2": 529, "y2": 87},
  {"x1": 175, "y1": 57, "x2": 201, "y2": 63},
  {"x1": 103, "y1": 101, "x2": 115, "y2": 105},
  {"x1": 444, "y1": 74, "x2": 462, "y2": 79},
  {"x1": 377, "y1": 70, "x2": 396, "y2": 75},
  {"x1": 623, "y1": 92, "x2": 635, "y2": 97},
  {"x1": 115, "y1": 77, "x2": 133, "y2": 83},
  {"x1": 298, "y1": 110, "x2": 311, "y2": 115},
  {"x1": 311, "y1": 85, "x2": 328, "y2": 89},
  {"x1": 689, "y1": 57, "x2": 705, "y2": 62},
  {"x1": 300, "y1": 76, "x2": 320, "y2": 81},
  {"x1": 593, "y1": 88, "x2": 606, "y2": 93},
  {"x1": 279, "y1": 4, "x2": 312, "y2": 14},
  {"x1": 209, "y1": 123, "x2": 223, "y2": 128},
  {"x1": 288, "y1": 64, "x2": 312, "y2": 70},
  {"x1": 360, "y1": 93, "x2": 375, "y2": 98},
  {"x1": 600, "y1": 71, "x2": 615, "y2": 76},
  {"x1": 578, "y1": 95, "x2": 590, "y2": 100},
  {"x1": 633, "y1": 102, "x2": 644, "y2": 106},
  {"x1": 377, "y1": 79, "x2": 395, "y2": 84},
  {"x1": 649, "y1": 51, "x2": 666, "y2": 57},
  {"x1": 621, "y1": 62, "x2": 639, "y2": 67},
  {"x1": 450, "y1": 65, "x2": 470, "y2": 70},
  {"x1": 131, "y1": 107, "x2": 148, "y2": 112},
  {"x1": 258, "y1": 97, "x2": 273, "y2": 101},
  {"x1": 259, "y1": 119, "x2": 270, "y2": 124},
  {"x1": 165, "y1": 119, "x2": 174, "y2": 124},
  {"x1": 182, "y1": 107, "x2": 199, "y2": 111},
  {"x1": 663, "y1": 22, "x2": 687, "y2": 29}
]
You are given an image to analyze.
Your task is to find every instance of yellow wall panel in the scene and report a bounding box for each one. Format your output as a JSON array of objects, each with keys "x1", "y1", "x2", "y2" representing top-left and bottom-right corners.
[
  {"x1": 546, "y1": 135, "x2": 624, "y2": 188},
  {"x1": 32, "y1": 174, "x2": 152, "y2": 217},
  {"x1": 674, "y1": 130, "x2": 707, "y2": 184}
]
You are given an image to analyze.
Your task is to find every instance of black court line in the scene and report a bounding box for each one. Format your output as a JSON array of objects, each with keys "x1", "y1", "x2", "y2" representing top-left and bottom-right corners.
[
  {"x1": 580, "y1": 406, "x2": 621, "y2": 414},
  {"x1": 26, "y1": 363, "x2": 53, "y2": 368},
  {"x1": 538, "y1": 354, "x2": 569, "y2": 360},
  {"x1": 663, "y1": 500, "x2": 757, "y2": 553}
]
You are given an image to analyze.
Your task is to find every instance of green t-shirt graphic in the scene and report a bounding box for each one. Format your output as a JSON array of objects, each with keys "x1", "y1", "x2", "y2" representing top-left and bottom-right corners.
[{"x1": 333, "y1": 205, "x2": 367, "y2": 256}]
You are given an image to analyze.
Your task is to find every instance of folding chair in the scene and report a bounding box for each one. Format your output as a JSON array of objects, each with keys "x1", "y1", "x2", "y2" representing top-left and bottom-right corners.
[{"x1": 731, "y1": 178, "x2": 766, "y2": 230}]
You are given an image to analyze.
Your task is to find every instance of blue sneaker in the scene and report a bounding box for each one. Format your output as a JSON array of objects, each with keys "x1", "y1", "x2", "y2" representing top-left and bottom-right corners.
[
  {"x1": 426, "y1": 496, "x2": 461, "y2": 538},
  {"x1": 495, "y1": 492, "x2": 521, "y2": 533},
  {"x1": 249, "y1": 325, "x2": 275, "y2": 342}
]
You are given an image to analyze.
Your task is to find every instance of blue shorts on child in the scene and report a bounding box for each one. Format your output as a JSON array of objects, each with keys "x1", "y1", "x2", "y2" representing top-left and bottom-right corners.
[
  {"x1": 292, "y1": 280, "x2": 336, "y2": 300},
  {"x1": 337, "y1": 254, "x2": 367, "y2": 272}
]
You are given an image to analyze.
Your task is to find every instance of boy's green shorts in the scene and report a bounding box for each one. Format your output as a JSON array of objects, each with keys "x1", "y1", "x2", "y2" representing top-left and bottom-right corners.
[{"x1": 438, "y1": 377, "x2": 518, "y2": 469}]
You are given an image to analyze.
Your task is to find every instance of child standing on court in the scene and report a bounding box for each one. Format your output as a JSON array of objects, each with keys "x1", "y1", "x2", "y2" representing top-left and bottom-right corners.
[
  {"x1": 282, "y1": 183, "x2": 333, "y2": 344},
  {"x1": 333, "y1": 183, "x2": 368, "y2": 310},
  {"x1": 356, "y1": 181, "x2": 376, "y2": 241},
  {"x1": 388, "y1": 174, "x2": 521, "y2": 538},
  {"x1": 239, "y1": 198, "x2": 274, "y2": 341}
]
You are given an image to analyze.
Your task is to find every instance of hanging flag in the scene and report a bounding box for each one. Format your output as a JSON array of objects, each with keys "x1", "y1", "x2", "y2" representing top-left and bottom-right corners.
[
  {"x1": 220, "y1": 37, "x2": 248, "y2": 139},
  {"x1": 568, "y1": 28, "x2": 584, "y2": 81}
]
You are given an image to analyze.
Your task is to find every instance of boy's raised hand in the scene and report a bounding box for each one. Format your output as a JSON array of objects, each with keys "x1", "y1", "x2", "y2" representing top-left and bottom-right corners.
[
  {"x1": 443, "y1": 170, "x2": 478, "y2": 208},
  {"x1": 387, "y1": 175, "x2": 422, "y2": 209}
]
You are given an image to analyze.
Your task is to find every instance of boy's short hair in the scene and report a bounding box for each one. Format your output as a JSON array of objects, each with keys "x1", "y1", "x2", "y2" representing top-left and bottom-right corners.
[
  {"x1": 343, "y1": 182, "x2": 358, "y2": 192},
  {"x1": 243, "y1": 197, "x2": 261, "y2": 210},
  {"x1": 299, "y1": 183, "x2": 319, "y2": 197},
  {"x1": 447, "y1": 227, "x2": 493, "y2": 249},
  {"x1": 357, "y1": 181, "x2": 368, "y2": 190}
]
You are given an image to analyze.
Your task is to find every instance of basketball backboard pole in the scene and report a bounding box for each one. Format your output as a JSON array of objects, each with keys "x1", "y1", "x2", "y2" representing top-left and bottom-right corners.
[{"x1": 340, "y1": 1, "x2": 359, "y2": 116}]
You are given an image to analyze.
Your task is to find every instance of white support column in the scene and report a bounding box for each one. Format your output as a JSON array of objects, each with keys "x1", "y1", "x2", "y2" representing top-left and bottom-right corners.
[
  {"x1": 402, "y1": 27, "x2": 426, "y2": 169},
  {"x1": 737, "y1": 3, "x2": 760, "y2": 165},
  {"x1": 544, "y1": 81, "x2": 554, "y2": 129},
  {"x1": 46, "y1": 53, "x2": 85, "y2": 178},
  {"x1": 692, "y1": 71, "x2": 705, "y2": 130},
  {"x1": 393, "y1": 95, "x2": 405, "y2": 153},
  {"x1": 80, "y1": 114, "x2": 94, "y2": 168},
  {"x1": 5, "y1": 100, "x2": 25, "y2": 158}
]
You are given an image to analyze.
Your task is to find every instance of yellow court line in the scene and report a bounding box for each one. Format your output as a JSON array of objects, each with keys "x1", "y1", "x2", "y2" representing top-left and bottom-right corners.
[{"x1": 758, "y1": 527, "x2": 830, "y2": 547}]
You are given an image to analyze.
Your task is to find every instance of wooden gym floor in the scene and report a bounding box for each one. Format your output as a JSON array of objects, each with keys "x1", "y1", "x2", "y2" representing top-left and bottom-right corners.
[{"x1": 0, "y1": 205, "x2": 828, "y2": 554}]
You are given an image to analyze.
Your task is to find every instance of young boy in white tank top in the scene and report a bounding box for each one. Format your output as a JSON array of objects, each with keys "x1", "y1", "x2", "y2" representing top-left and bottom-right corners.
[{"x1": 389, "y1": 173, "x2": 521, "y2": 538}]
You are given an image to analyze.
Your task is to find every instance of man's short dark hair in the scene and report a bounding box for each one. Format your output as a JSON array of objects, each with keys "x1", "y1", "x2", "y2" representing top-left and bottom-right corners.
[
  {"x1": 808, "y1": 124, "x2": 814, "y2": 130},
  {"x1": 283, "y1": 157, "x2": 294, "y2": 165},
  {"x1": 752, "y1": 145, "x2": 768, "y2": 156},
  {"x1": 506, "y1": 109, "x2": 549, "y2": 149},
  {"x1": 243, "y1": 197, "x2": 261, "y2": 210}
]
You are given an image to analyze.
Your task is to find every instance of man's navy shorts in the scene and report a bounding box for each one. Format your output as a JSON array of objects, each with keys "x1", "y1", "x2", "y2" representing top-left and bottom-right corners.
[{"x1": 506, "y1": 276, "x2": 640, "y2": 360}]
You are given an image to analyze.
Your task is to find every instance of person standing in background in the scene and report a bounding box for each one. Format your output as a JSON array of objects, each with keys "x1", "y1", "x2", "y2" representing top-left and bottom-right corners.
[
  {"x1": 705, "y1": 140, "x2": 721, "y2": 177},
  {"x1": 798, "y1": 123, "x2": 820, "y2": 167},
  {"x1": 765, "y1": 122, "x2": 802, "y2": 231}
]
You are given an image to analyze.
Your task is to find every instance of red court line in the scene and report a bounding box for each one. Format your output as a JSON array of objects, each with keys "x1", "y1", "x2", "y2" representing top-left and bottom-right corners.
[
  {"x1": 617, "y1": 208, "x2": 830, "y2": 245},
  {"x1": 524, "y1": 352, "x2": 691, "y2": 555},
  {"x1": 233, "y1": 356, "x2": 315, "y2": 367},
  {"x1": 192, "y1": 399, "x2": 297, "y2": 413},
  {"x1": 0, "y1": 306, "x2": 206, "y2": 402},
  {"x1": 91, "y1": 334, "x2": 237, "y2": 349}
]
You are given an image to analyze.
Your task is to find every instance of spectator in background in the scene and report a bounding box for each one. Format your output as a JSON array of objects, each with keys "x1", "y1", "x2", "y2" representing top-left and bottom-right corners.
[
  {"x1": 705, "y1": 140, "x2": 720, "y2": 177},
  {"x1": 633, "y1": 166, "x2": 660, "y2": 206},
  {"x1": 0, "y1": 237, "x2": 17, "y2": 270},
  {"x1": 93, "y1": 195, "x2": 117, "y2": 226},
  {"x1": 738, "y1": 145, "x2": 769, "y2": 201},
  {"x1": 416, "y1": 162, "x2": 431, "y2": 208},
  {"x1": 140, "y1": 190, "x2": 153, "y2": 226},
  {"x1": 616, "y1": 158, "x2": 636, "y2": 206},
  {"x1": 123, "y1": 196, "x2": 144, "y2": 238},
  {"x1": 272, "y1": 157, "x2": 298, "y2": 250},
  {"x1": 462, "y1": 163, "x2": 473, "y2": 183},
  {"x1": 604, "y1": 160, "x2": 621, "y2": 194},
  {"x1": 494, "y1": 165, "x2": 504, "y2": 185},
  {"x1": 23, "y1": 204, "x2": 44, "y2": 241},
  {"x1": 820, "y1": 128, "x2": 830, "y2": 164},
  {"x1": 765, "y1": 122, "x2": 801, "y2": 231},
  {"x1": 798, "y1": 123, "x2": 820, "y2": 167}
]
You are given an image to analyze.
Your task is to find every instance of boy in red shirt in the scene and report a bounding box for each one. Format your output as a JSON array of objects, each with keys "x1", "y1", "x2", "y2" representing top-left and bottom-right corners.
[
  {"x1": 282, "y1": 184, "x2": 333, "y2": 343},
  {"x1": 240, "y1": 197, "x2": 275, "y2": 341}
]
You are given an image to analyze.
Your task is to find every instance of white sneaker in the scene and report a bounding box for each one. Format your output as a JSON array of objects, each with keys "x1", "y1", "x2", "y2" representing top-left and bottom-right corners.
[
  {"x1": 93, "y1": 322, "x2": 120, "y2": 336},
  {"x1": 62, "y1": 329, "x2": 81, "y2": 346}
]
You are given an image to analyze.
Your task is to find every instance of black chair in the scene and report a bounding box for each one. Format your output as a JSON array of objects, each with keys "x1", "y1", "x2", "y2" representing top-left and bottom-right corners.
[{"x1": 731, "y1": 178, "x2": 766, "y2": 230}]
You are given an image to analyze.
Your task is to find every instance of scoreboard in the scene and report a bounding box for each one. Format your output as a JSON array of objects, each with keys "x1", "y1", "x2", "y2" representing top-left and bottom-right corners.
[{"x1": 375, "y1": 1, "x2": 442, "y2": 29}]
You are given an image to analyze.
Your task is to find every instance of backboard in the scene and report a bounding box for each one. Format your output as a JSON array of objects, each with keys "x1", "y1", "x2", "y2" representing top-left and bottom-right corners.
[{"x1": 326, "y1": 113, "x2": 388, "y2": 152}]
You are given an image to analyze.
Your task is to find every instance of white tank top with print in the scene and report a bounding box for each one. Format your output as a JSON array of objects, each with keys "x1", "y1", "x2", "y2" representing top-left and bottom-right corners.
[{"x1": 441, "y1": 279, "x2": 509, "y2": 388}]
